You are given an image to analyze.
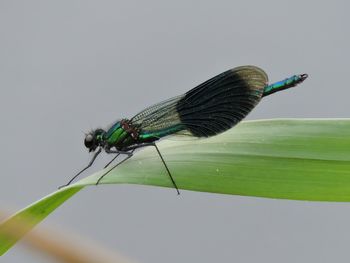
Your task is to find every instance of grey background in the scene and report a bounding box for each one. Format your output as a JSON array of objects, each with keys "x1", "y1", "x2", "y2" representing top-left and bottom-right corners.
[{"x1": 0, "y1": 1, "x2": 349, "y2": 262}]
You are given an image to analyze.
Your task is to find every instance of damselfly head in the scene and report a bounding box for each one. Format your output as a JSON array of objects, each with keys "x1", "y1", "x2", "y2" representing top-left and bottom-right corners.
[
  {"x1": 84, "y1": 129, "x2": 106, "y2": 152},
  {"x1": 84, "y1": 133, "x2": 95, "y2": 151}
]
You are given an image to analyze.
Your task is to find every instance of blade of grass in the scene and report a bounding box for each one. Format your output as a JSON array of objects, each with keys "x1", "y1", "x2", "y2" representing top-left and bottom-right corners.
[
  {"x1": 2, "y1": 119, "x2": 350, "y2": 255},
  {"x1": 0, "y1": 211, "x2": 136, "y2": 263},
  {"x1": 0, "y1": 187, "x2": 82, "y2": 255}
]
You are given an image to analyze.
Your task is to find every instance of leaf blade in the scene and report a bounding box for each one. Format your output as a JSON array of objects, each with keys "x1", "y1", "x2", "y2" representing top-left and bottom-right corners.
[{"x1": 2, "y1": 119, "x2": 350, "y2": 255}]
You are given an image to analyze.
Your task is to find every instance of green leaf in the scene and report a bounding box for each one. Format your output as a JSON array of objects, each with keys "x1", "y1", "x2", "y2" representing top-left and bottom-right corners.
[{"x1": 1, "y1": 119, "x2": 350, "y2": 255}]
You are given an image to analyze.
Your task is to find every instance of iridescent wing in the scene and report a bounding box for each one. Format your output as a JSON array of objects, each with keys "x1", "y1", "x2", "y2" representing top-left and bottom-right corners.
[
  {"x1": 131, "y1": 95, "x2": 185, "y2": 135},
  {"x1": 131, "y1": 65, "x2": 268, "y2": 138}
]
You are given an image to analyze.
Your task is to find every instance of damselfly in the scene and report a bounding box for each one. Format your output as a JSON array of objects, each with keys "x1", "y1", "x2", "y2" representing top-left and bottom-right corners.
[{"x1": 60, "y1": 66, "x2": 308, "y2": 194}]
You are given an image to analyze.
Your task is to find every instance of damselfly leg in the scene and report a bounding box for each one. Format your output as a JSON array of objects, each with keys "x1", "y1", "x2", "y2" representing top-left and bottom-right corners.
[
  {"x1": 104, "y1": 153, "x2": 121, "y2": 168},
  {"x1": 152, "y1": 143, "x2": 180, "y2": 195},
  {"x1": 96, "y1": 150, "x2": 134, "y2": 185},
  {"x1": 101, "y1": 143, "x2": 180, "y2": 194},
  {"x1": 59, "y1": 147, "x2": 102, "y2": 189}
]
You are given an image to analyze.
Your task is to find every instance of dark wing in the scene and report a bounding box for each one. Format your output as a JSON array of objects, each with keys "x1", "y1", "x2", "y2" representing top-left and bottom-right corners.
[{"x1": 131, "y1": 65, "x2": 268, "y2": 138}]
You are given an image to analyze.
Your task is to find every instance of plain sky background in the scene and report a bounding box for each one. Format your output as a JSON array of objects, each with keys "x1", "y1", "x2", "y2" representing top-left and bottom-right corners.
[{"x1": 0, "y1": 1, "x2": 349, "y2": 262}]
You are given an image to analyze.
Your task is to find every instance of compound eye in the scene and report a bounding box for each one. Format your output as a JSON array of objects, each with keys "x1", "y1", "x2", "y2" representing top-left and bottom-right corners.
[{"x1": 84, "y1": 134, "x2": 94, "y2": 148}]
